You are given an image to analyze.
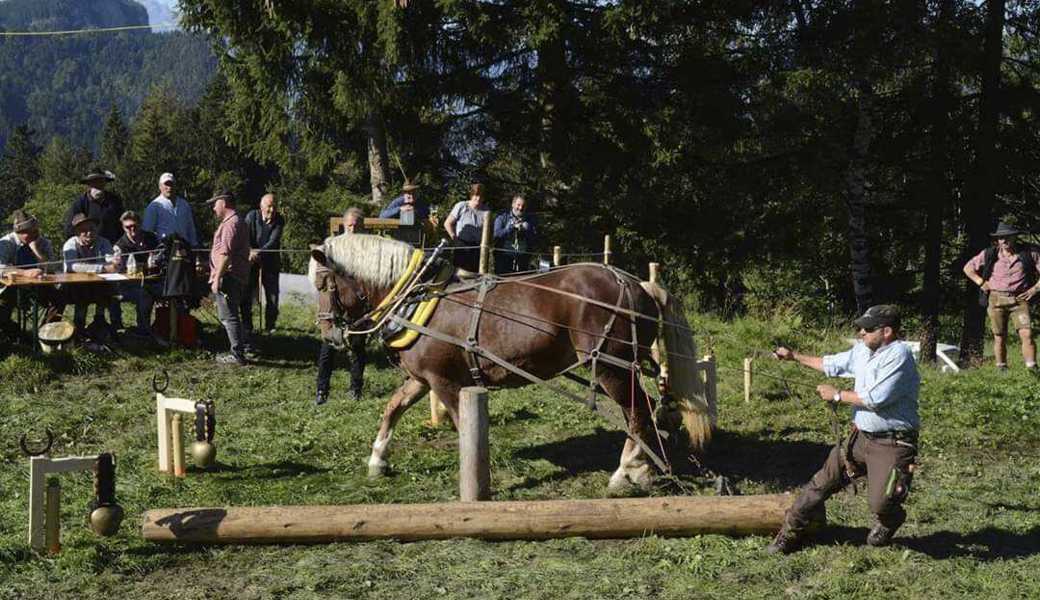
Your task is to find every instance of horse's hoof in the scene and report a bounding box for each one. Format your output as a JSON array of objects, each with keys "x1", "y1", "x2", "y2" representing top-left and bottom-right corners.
[
  {"x1": 607, "y1": 470, "x2": 652, "y2": 496},
  {"x1": 367, "y1": 460, "x2": 388, "y2": 478}
]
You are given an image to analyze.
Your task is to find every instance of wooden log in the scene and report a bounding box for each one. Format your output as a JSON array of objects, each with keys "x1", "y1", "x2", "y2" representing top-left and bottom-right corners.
[
  {"x1": 458, "y1": 387, "x2": 490, "y2": 501},
  {"x1": 141, "y1": 494, "x2": 807, "y2": 544},
  {"x1": 552, "y1": 246, "x2": 562, "y2": 267},
  {"x1": 743, "y1": 357, "x2": 753, "y2": 403},
  {"x1": 478, "y1": 215, "x2": 493, "y2": 274},
  {"x1": 45, "y1": 479, "x2": 60, "y2": 555}
]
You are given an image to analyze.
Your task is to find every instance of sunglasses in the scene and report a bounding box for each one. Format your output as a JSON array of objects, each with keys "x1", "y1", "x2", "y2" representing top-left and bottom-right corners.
[
  {"x1": 859, "y1": 325, "x2": 883, "y2": 333},
  {"x1": 123, "y1": 223, "x2": 138, "y2": 229}
]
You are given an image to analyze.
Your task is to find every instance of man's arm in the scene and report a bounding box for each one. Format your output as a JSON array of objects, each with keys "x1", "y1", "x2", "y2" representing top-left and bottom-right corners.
[
  {"x1": 444, "y1": 204, "x2": 459, "y2": 240},
  {"x1": 493, "y1": 213, "x2": 512, "y2": 241},
  {"x1": 379, "y1": 197, "x2": 402, "y2": 219},
  {"x1": 963, "y1": 250, "x2": 990, "y2": 291},
  {"x1": 262, "y1": 215, "x2": 284, "y2": 250},
  {"x1": 774, "y1": 346, "x2": 825, "y2": 373},
  {"x1": 1016, "y1": 249, "x2": 1040, "y2": 302},
  {"x1": 142, "y1": 201, "x2": 158, "y2": 234}
]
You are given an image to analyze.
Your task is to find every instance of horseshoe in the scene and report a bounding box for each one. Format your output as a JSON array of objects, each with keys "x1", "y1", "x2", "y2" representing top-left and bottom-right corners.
[
  {"x1": 152, "y1": 369, "x2": 170, "y2": 393},
  {"x1": 20, "y1": 430, "x2": 54, "y2": 457}
]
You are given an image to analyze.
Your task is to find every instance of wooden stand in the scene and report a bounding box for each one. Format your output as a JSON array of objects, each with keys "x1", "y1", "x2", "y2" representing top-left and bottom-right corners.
[
  {"x1": 156, "y1": 393, "x2": 202, "y2": 474},
  {"x1": 28, "y1": 456, "x2": 98, "y2": 552},
  {"x1": 459, "y1": 387, "x2": 490, "y2": 501},
  {"x1": 478, "y1": 217, "x2": 493, "y2": 274},
  {"x1": 141, "y1": 494, "x2": 810, "y2": 544}
]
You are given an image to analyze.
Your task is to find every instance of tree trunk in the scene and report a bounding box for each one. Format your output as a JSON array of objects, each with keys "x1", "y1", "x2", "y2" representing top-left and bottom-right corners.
[
  {"x1": 845, "y1": 82, "x2": 875, "y2": 313},
  {"x1": 366, "y1": 112, "x2": 390, "y2": 207},
  {"x1": 958, "y1": 0, "x2": 1004, "y2": 364},
  {"x1": 535, "y1": 3, "x2": 569, "y2": 205},
  {"x1": 919, "y1": 0, "x2": 954, "y2": 364}
]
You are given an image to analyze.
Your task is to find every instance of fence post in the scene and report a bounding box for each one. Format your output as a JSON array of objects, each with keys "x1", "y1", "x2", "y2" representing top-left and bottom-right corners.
[
  {"x1": 459, "y1": 386, "x2": 490, "y2": 501},
  {"x1": 649, "y1": 262, "x2": 660, "y2": 283},
  {"x1": 553, "y1": 246, "x2": 562, "y2": 267},
  {"x1": 479, "y1": 216, "x2": 493, "y2": 274},
  {"x1": 702, "y1": 355, "x2": 717, "y2": 414},
  {"x1": 603, "y1": 235, "x2": 612, "y2": 265},
  {"x1": 743, "y1": 357, "x2": 753, "y2": 403}
]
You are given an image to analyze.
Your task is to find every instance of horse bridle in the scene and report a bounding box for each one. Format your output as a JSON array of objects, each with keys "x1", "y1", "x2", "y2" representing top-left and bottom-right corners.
[{"x1": 319, "y1": 272, "x2": 372, "y2": 349}]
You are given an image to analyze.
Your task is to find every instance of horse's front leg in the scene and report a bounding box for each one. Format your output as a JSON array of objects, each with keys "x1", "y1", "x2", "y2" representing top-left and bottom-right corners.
[
  {"x1": 368, "y1": 377, "x2": 430, "y2": 477},
  {"x1": 598, "y1": 368, "x2": 656, "y2": 493}
]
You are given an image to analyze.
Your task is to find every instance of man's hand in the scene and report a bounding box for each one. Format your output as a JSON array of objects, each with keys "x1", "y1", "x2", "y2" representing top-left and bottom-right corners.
[
  {"x1": 210, "y1": 277, "x2": 220, "y2": 294},
  {"x1": 428, "y1": 215, "x2": 440, "y2": 227},
  {"x1": 1017, "y1": 287, "x2": 1037, "y2": 302},
  {"x1": 400, "y1": 204, "x2": 414, "y2": 213},
  {"x1": 102, "y1": 263, "x2": 118, "y2": 274},
  {"x1": 28, "y1": 238, "x2": 43, "y2": 257},
  {"x1": 981, "y1": 280, "x2": 992, "y2": 292},
  {"x1": 816, "y1": 384, "x2": 839, "y2": 403},
  {"x1": 249, "y1": 249, "x2": 259, "y2": 262},
  {"x1": 773, "y1": 346, "x2": 794, "y2": 361}
]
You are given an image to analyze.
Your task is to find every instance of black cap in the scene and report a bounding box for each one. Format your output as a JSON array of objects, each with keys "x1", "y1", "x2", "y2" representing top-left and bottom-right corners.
[{"x1": 853, "y1": 304, "x2": 901, "y2": 330}]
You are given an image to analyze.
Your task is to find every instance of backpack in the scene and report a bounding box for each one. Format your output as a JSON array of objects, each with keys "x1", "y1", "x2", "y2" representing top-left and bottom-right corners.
[{"x1": 978, "y1": 244, "x2": 1039, "y2": 306}]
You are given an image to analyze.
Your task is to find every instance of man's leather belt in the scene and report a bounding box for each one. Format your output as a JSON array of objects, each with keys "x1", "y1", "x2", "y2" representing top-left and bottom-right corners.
[{"x1": 861, "y1": 429, "x2": 918, "y2": 442}]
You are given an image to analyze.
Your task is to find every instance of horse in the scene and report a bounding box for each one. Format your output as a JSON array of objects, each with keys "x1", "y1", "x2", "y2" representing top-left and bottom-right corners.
[{"x1": 310, "y1": 234, "x2": 715, "y2": 491}]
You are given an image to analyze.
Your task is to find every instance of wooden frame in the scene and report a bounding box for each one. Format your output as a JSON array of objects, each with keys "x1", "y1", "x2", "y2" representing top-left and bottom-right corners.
[
  {"x1": 155, "y1": 393, "x2": 199, "y2": 475},
  {"x1": 28, "y1": 455, "x2": 98, "y2": 552}
]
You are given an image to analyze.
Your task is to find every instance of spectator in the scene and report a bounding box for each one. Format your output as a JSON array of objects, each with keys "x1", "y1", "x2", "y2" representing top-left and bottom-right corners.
[
  {"x1": 315, "y1": 206, "x2": 368, "y2": 405},
  {"x1": 379, "y1": 180, "x2": 434, "y2": 223},
  {"x1": 63, "y1": 169, "x2": 123, "y2": 245},
  {"x1": 242, "y1": 193, "x2": 285, "y2": 339},
  {"x1": 0, "y1": 210, "x2": 64, "y2": 338},
  {"x1": 444, "y1": 183, "x2": 489, "y2": 272},
  {"x1": 143, "y1": 172, "x2": 199, "y2": 247},
  {"x1": 206, "y1": 190, "x2": 251, "y2": 365},
  {"x1": 62, "y1": 214, "x2": 118, "y2": 338},
  {"x1": 962, "y1": 221, "x2": 1040, "y2": 371},
  {"x1": 113, "y1": 211, "x2": 161, "y2": 337},
  {"x1": 493, "y1": 194, "x2": 538, "y2": 274}
]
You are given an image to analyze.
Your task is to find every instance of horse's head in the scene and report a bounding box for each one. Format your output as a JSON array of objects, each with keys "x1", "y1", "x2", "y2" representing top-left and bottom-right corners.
[{"x1": 311, "y1": 247, "x2": 372, "y2": 348}]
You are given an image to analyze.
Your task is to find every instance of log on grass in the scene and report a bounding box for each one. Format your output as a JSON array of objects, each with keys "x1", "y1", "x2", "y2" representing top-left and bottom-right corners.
[{"x1": 141, "y1": 494, "x2": 806, "y2": 545}]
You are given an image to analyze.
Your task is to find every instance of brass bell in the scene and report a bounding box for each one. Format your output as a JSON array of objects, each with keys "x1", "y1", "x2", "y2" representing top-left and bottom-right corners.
[
  {"x1": 190, "y1": 440, "x2": 217, "y2": 468},
  {"x1": 89, "y1": 504, "x2": 124, "y2": 537}
]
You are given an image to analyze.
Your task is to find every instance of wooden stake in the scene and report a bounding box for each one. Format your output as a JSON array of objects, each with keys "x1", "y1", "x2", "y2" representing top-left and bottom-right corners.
[
  {"x1": 171, "y1": 414, "x2": 186, "y2": 477},
  {"x1": 552, "y1": 246, "x2": 562, "y2": 267},
  {"x1": 478, "y1": 215, "x2": 493, "y2": 274},
  {"x1": 701, "y1": 354, "x2": 717, "y2": 414},
  {"x1": 603, "y1": 235, "x2": 612, "y2": 265},
  {"x1": 649, "y1": 262, "x2": 660, "y2": 283},
  {"x1": 744, "y1": 357, "x2": 753, "y2": 403},
  {"x1": 459, "y1": 387, "x2": 490, "y2": 501},
  {"x1": 45, "y1": 478, "x2": 60, "y2": 555},
  {"x1": 141, "y1": 494, "x2": 811, "y2": 544}
]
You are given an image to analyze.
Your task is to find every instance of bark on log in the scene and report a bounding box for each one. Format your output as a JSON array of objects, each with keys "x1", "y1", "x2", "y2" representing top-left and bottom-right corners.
[{"x1": 142, "y1": 494, "x2": 808, "y2": 544}]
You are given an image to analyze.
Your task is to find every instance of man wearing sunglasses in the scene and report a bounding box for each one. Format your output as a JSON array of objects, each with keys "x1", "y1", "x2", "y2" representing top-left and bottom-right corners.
[
  {"x1": 114, "y1": 211, "x2": 160, "y2": 337},
  {"x1": 767, "y1": 304, "x2": 920, "y2": 554}
]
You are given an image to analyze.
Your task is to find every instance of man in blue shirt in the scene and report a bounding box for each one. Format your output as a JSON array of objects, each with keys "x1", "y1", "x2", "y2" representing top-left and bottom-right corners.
[
  {"x1": 767, "y1": 305, "x2": 920, "y2": 554},
  {"x1": 142, "y1": 172, "x2": 199, "y2": 247},
  {"x1": 379, "y1": 180, "x2": 430, "y2": 221},
  {"x1": 493, "y1": 194, "x2": 537, "y2": 274}
]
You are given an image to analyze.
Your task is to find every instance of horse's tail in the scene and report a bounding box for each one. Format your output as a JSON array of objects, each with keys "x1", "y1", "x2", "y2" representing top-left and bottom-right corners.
[{"x1": 639, "y1": 281, "x2": 716, "y2": 453}]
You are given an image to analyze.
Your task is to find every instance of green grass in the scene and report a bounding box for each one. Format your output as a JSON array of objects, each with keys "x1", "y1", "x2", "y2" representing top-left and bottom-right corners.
[{"x1": 1, "y1": 304, "x2": 1039, "y2": 599}]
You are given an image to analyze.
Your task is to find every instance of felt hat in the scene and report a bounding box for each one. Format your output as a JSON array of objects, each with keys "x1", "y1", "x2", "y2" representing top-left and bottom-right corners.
[
  {"x1": 990, "y1": 222, "x2": 1024, "y2": 237},
  {"x1": 70, "y1": 213, "x2": 98, "y2": 230},
  {"x1": 402, "y1": 180, "x2": 420, "y2": 193},
  {"x1": 11, "y1": 209, "x2": 38, "y2": 233},
  {"x1": 80, "y1": 169, "x2": 116, "y2": 184},
  {"x1": 205, "y1": 189, "x2": 235, "y2": 205}
]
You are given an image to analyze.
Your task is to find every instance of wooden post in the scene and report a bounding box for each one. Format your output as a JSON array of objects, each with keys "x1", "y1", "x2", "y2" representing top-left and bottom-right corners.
[
  {"x1": 743, "y1": 357, "x2": 753, "y2": 403},
  {"x1": 458, "y1": 386, "x2": 490, "y2": 501},
  {"x1": 171, "y1": 414, "x2": 186, "y2": 477},
  {"x1": 141, "y1": 494, "x2": 814, "y2": 544},
  {"x1": 603, "y1": 235, "x2": 612, "y2": 265},
  {"x1": 648, "y1": 262, "x2": 660, "y2": 283},
  {"x1": 552, "y1": 246, "x2": 562, "y2": 267},
  {"x1": 700, "y1": 355, "x2": 718, "y2": 414},
  {"x1": 156, "y1": 393, "x2": 203, "y2": 473},
  {"x1": 45, "y1": 479, "x2": 60, "y2": 555},
  {"x1": 478, "y1": 215, "x2": 493, "y2": 274}
]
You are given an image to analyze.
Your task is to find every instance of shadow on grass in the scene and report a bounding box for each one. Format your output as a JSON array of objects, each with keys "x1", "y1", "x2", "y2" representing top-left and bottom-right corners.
[
  {"x1": 512, "y1": 427, "x2": 830, "y2": 491},
  {"x1": 901, "y1": 526, "x2": 1040, "y2": 561},
  {"x1": 204, "y1": 460, "x2": 329, "y2": 480}
]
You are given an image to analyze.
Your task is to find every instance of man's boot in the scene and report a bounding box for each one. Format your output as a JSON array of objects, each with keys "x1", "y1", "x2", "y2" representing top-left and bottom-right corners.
[
  {"x1": 766, "y1": 519, "x2": 805, "y2": 555},
  {"x1": 350, "y1": 386, "x2": 363, "y2": 402},
  {"x1": 315, "y1": 389, "x2": 329, "y2": 406},
  {"x1": 866, "y1": 519, "x2": 900, "y2": 547}
]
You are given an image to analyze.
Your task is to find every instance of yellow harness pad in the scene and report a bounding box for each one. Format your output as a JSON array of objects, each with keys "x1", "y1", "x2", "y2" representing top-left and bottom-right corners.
[{"x1": 385, "y1": 261, "x2": 455, "y2": 350}]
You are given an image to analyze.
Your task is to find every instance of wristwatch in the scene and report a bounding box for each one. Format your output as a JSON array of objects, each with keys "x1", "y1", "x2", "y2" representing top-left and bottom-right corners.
[{"x1": 831, "y1": 392, "x2": 841, "y2": 405}]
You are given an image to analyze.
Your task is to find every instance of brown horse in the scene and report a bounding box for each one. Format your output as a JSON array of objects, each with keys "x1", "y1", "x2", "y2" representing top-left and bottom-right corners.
[{"x1": 311, "y1": 234, "x2": 713, "y2": 491}]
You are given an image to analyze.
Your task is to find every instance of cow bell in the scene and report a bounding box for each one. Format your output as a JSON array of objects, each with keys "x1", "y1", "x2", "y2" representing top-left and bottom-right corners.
[
  {"x1": 89, "y1": 504, "x2": 124, "y2": 537},
  {"x1": 190, "y1": 440, "x2": 217, "y2": 468}
]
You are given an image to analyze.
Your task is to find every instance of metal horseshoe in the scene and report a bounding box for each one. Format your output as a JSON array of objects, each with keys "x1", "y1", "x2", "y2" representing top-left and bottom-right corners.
[
  {"x1": 152, "y1": 369, "x2": 170, "y2": 393},
  {"x1": 20, "y1": 429, "x2": 54, "y2": 457}
]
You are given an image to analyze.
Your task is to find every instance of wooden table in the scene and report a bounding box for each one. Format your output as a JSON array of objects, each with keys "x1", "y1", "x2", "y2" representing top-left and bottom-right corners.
[{"x1": 1, "y1": 271, "x2": 153, "y2": 353}]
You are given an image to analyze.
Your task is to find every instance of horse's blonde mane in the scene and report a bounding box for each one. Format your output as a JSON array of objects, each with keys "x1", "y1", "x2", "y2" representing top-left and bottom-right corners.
[{"x1": 323, "y1": 234, "x2": 415, "y2": 289}]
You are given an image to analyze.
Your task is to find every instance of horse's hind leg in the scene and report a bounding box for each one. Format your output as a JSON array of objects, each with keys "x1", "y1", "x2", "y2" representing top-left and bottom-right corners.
[
  {"x1": 597, "y1": 367, "x2": 657, "y2": 492},
  {"x1": 368, "y1": 377, "x2": 430, "y2": 477}
]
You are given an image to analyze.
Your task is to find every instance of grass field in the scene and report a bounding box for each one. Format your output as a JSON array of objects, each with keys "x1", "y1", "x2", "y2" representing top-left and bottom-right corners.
[{"x1": 1, "y1": 301, "x2": 1038, "y2": 599}]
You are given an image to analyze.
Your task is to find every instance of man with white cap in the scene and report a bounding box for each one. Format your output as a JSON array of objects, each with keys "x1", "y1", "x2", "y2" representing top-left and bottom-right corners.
[{"x1": 142, "y1": 172, "x2": 199, "y2": 247}]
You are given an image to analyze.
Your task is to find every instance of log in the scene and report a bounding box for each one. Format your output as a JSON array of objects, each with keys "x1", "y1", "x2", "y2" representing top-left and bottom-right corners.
[
  {"x1": 141, "y1": 494, "x2": 806, "y2": 544},
  {"x1": 458, "y1": 387, "x2": 490, "y2": 501}
]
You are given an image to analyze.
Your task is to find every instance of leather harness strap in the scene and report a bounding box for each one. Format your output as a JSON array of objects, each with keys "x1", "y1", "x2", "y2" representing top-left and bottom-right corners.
[{"x1": 463, "y1": 277, "x2": 496, "y2": 386}]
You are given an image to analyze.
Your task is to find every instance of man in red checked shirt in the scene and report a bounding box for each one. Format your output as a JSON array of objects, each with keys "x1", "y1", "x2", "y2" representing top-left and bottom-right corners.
[{"x1": 207, "y1": 190, "x2": 251, "y2": 365}]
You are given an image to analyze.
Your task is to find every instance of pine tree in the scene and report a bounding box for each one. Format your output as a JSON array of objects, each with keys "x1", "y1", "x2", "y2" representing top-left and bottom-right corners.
[
  {"x1": 100, "y1": 105, "x2": 131, "y2": 170},
  {"x1": 0, "y1": 125, "x2": 42, "y2": 217},
  {"x1": 38, "y1": 136, "x2": 93, "y2": 185}
]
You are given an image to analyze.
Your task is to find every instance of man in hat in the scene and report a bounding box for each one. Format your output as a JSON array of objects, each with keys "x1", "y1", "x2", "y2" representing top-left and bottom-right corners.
[
  {"x1": 493, "y1": 194, "x2": 538, "y2": 274},
  {"x1": 63, "y1": 169, "x2": 123, "y2": 244},
  {"x1": 207, "y1": 190, "x2": 251, "y2": 365},
  {"x1": 143, "y1": 173, "x2": 199, "y2": 247},
  {"x1": 0, "y1": 210, "x2": 64, "y2": 337},
  {"x1": 963, "y1": 222, "x2": 1040, "y2": 371},
  {"x1": 766, "y1": 305, "x2": 920, "y2": 554},
  {"x1": 379, "y1": 180, "x2": 433, "y2": 222},
  {"x1": 62, "y1": 213, "x2": 119, "y2": 337},
  {"x1": 242, "y1": 193, "x2": 285, "y2": 340},
  {"x1": 314, "y1": 206, "x2": 368, "y2": 405},
  {"x1": 113, "y1": 210, "x2": 161, "y2": 337}
]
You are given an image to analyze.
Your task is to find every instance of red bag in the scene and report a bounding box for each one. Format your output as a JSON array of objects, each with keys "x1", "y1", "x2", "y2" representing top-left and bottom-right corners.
[{"x1": 152, "y1": 304, "x2": 200, "y2": 346}]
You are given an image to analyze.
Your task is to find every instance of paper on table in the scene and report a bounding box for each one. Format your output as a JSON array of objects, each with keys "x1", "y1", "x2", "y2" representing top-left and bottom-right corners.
[{"x1": 98, "y1": 273, "x2": 129, "y2": 281}]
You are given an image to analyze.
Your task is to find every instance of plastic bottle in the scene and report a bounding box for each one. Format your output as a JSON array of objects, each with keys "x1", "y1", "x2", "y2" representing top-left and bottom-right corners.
[{"x1": 127, "y1": 252, "x2": 138, "y2": 275}]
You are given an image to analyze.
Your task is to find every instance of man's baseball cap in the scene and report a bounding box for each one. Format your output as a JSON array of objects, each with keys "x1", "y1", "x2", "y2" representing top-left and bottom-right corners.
[
  {"x1": 853, "y1": 304, "x2": 901, "y2": 330},
  {"x1": 159, "y1": 173, "x2": 175, "y2": 186}
]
